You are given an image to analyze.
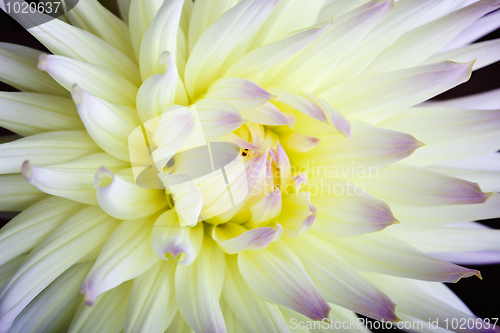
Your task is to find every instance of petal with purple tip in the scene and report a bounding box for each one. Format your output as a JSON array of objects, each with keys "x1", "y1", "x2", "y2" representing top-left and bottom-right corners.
[
  {"x1": 279, "y1": 191, "x2": 316, "y2": 238},
  {"x1": 247, "y1": 188, "x2": 282, "y2": 228},
  {"x1": 213, "y1": 223, "x2": 282, "y2": 254}
]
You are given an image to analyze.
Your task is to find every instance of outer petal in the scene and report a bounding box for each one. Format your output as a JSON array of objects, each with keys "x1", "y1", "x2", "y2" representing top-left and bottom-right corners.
[
  {"x1": 0, "y1": 43, "x2": 66, "y2": 96},
  {"x1": 22, "y1": 153, "x2": 128, "y2": 205},
  {"x1": 139, "y1": 0, "x2": 183, "y2": 80},
  {"x1": 0, "y1": 174, "x2": 47, "y2": 211},
  {"x1": 0, "y1": 131, "x2": 100, "y2": 174},
  {"x1": 68, "y1": 281, "x2": 132, "y2": 333},
  {"x1": 367, "y1": 0, "x2": 500, "y2": 72},
  {"x1": 72, "y1": 86, "x2": 140, "y2": 161},
  {"x1": 0, "y1": 207, "x2": 120, "y2": 333},
  {"x1": 9, "y1": 262, "x2": 92, "y2": 333},
  {"x1": 125, "y1": 262, "x2": 177, "y2": 333},
  {"x1": 184, "y1": 0, "x2": 281, "y2": 98},
  {"x1": 366, "y1": 274, "x2": 499, "y2": 333},
  {"x1": 165, "y1": 312, "x2": 194, "y2": 333},
  {"x1": 95, "y1": 168, "x2": 167, "y2": 220},
  {"x1": 0, "y1": 197, "x2": 82, "y2": 266},
  {"x1": 320, "y1": 61, "x2": 473, "y2": 124},
  {"x1": 325, "y1": 231, "x2": 481, "y2": 282},
  {"x1": 222, "y1": 255, "x2": 291, "y2": 333},
  {"x1": 175, "y1": 233, "x2": 226, "y2": 333},
  {"x1": 308, "y1": 178, "x2": 399, "y2": 237},
  {"x1": 237, "y1": 241, "x2": 330, "y2": 321},
  {"x1": 65, "y1": 0, "x2": 133, "y2": 59},
  {"x1": 39, "y1": 54, "x2": 138, "y2": 106},
  {"x1": 286, "y1": 233, "x2": 399, "y2": 322},
  {"x1": 427, "y1": 87, "x2": 500, "y2": 110},
  {"x1": 151, "y1": 210, "x2": 203, "y2": 265},
  {"x1": 353, "y1": 164, "x2": 492, "y2": 206},
  {"x1": 213, "y1": 222, "x2": 282, "y2": 254},
  {"x1": 0, "y1": 92, "x2": 82, "y2": 137},
  {"x1": 81, "y1": 217, "x2": 159, "y2": 306},
  {"x1": 25, "y1": 17, "x2": 140, "y2": 84}
]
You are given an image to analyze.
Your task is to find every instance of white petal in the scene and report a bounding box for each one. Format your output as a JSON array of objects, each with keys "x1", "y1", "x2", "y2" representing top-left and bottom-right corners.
[
  {"x1": 139, "y1": 0, "x2": 183, "y2": 80},
  {"x1": 65, "y1": 0, "x2": 133, "y2": 59},
  {"x1": 327, "y1": 231, "x2": 480, "y2": 282},
  {"x1": 136, "y1": 52, "x2": 181, "y2": 123},
  {"x1": 213, "y1": 222, "x2": 282, "y2": 254},
  {"x1": 279, "y1": 192, "x2": 316, "y2": 238},
  {"x1": 0, "y1": 207, "x2": 120, "y2": 332},
  {"x1": 238, "y1": 241, "x2": 330, "y2": 320},
  {"x1": 0, "y1": 42, "x2": 66, "y2": 95},
  {"x1": 308, "y1": 178, "x2": 399, "y2": 237},
  {"x1": 81, "y1": 217, "x2": 159, "y2": 305},
  {"x1": 184, "y1": 0, "x2": 281, "y2": 99},
  {"x1": 0, "y1": 174, "x2": 47, "y2": 212},
  {"x1": 0, "y1": 196, "x2": 81, "y2": 266},
  {"x1": 0, "y1": 131, "x2": 100, "y2": 174},
  {"x1": 95, "y1": 168, "x2": 166, "y2": 220},
  {"x1": 128, "y1": 0, "x2": 163, "y2": 58},
  {"x1": 295, "y1": 121, "x2": 422, "y2": 172},
  {"x1": 353, "y1": 163, "x2": 492, "y2": 206},
  {"x1": 286, "y1": 233, "x2": 399, "y2": 322},
  {"x1": 39, "y1": 54, "x2": 138, "y2": 106},
  {"x1": 187, "y1": 0, "x2": 238, "y2": 52},
  {"x1": 425, "y1": 39, "x2": 500, "y2": 71},
  {"x1": 0, "y1": 256, "x2": 26, "y2": 291},
  {"x1": 204, "y1": 77, "x2": 274, "y2": 112},
  {"x1": 320, "y1": 61, "x2": 473, "y2": 124},
  {"x1": 68, "y1": 281, "x2": 132, "y2": 333},
  {"x1": 366, "y1": 0, "x2": 500, "y2": 72},
  {"x1": 9, "y1": 262, "x2": 92, "y2": 333},
  {"x1": 117, "y1": 0, "x2": 131, "y2": 23},
  {"x1": 0, "y1": 92, "x2": 82, "y2": 136},
  {"x1": 165, "y1": 312, "x2": 194, "y2": 333},
  {"x1": 22, "y1": 153, "x2": 128, "y2": 205},
  {"x1": 125, "y1": 262, "x2": 177, "y2": 333},
  {"x1": 175, "y1": 233, "x2": 226, "y2": 333},
  {"x1": 366, "y1": 275, "x2": 496, "y2": 333},
  {"x1": 27, "y1": 18, "x2": 140, "y2": 85},
  {"x1": 440, "y1": 9, "x2": 500, "y2": 52},
  {"x1": 427, "y1": 87, "x2": 500, "y2": 110},
  {"x1": 225, "y1": 20, "x2": 331, "y2": 80},
  {"x1": 151, "y1": 210, "x2": 203, "y2": 265},
  {"x1": 269, "y1": 0, "x2": 393, "y2": 92},
  {"x1": 72, "y1": 86, "x2": 140, "y2": 161},
  {"x1": 222, "y1": 255, "x2": 291, "y2": 333}
]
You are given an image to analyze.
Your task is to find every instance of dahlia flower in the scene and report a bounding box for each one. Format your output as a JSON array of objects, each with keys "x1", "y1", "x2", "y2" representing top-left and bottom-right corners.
[{"x1": 0, "y1": 0, "x2": 500, "y2": 332}]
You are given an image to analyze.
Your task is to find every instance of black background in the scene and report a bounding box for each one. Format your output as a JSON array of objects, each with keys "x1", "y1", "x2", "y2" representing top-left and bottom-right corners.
[{"x1": 0, "y1": 3, "x2": 499, "y2": 331}]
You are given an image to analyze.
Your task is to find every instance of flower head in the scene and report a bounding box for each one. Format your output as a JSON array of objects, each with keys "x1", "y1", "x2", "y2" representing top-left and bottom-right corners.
[{"x1": 0, "y1": 0, "x2": 500, "y2": 332}]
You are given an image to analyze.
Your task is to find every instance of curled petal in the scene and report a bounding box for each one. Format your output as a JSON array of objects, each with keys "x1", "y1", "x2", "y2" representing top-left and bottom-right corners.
[
  {"x1": 151, "y1": 210, "x2": 203, "y2": 265},
  {"x1": 95, "y1": 168, "x2": 166, "y2": 220},
  {"x1": 38, "y1": 54, "x2": 138, "y2": 106},
  {"x1": 247, "y1": 188, "x2": 282, "y2": 228},
  {"x1": 292, "y1": 173, "x2": 308, "y2": 193},
  {"x1": 72, "y1": 85, "x2": 140, "y2": 162},
  {"x1": 205, "y1": 77, "x2": 275, "y2": 111},
  {"x1": 238, "y1": 241, "x2": 330, "y2": 321},
  {"x1": 279, "y1": 191, "x2": 316, "y2": 237},
  {"x1": 213, "y1": 222, "x2": 282, "y2": 254}
]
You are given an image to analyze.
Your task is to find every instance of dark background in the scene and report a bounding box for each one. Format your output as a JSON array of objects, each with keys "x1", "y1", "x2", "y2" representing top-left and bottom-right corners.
[{"x1": 0, "y1": 3, "x2": 499, "y2": 331}]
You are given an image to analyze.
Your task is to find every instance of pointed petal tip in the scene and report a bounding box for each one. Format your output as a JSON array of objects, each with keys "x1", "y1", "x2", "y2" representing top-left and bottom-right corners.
[
  {"x1": 37, "y1": 53, "x2": 49, "y2": 71},
  {"x1": 71, "y1": 84, "x2": 84, "y2": 104},
  {"x1": 306, "y1": 302, "x2": 331, "y2": 321},
  {"x1": 21, "y1": 160, "x2": 33, "y2": 181}
]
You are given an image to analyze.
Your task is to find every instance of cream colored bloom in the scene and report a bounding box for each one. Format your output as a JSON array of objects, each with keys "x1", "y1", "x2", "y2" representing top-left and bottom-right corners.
[{"x1": 0, "y1": 0, "x2": 500, "y2": 332}]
